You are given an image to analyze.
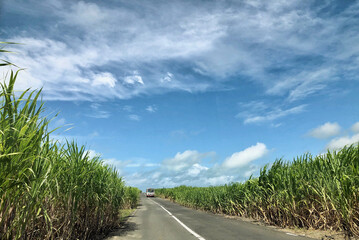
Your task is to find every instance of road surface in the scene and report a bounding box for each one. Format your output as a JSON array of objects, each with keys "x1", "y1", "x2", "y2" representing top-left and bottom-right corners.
[{"x1": 105, "y1": 194, "x2": 313, "y2": 240}]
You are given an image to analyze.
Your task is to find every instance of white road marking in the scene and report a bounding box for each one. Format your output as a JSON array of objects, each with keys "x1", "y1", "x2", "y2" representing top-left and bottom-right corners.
[
  {"x1": 286, "y1": 233, "x2": 298, "y2": 236},
  {"x1": 149, "y1": 199, "x2": 206, "y2": 240}
]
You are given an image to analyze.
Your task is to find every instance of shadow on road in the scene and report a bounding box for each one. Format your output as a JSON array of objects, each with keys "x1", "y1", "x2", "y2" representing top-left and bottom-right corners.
[
  {"x1": 104, "y1": 217, "x2": 139, "y2": 238},
  {"x1": 102, "y1": 205, "x2": 142, "y2": 240}
]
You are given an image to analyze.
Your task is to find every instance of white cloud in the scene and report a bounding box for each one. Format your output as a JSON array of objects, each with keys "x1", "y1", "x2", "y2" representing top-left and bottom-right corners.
[
  {"x1": 205, "y1": 176, "x2": 234, "y2": 186},
  {"x1": 91, "y1": 72, "x2": 116, "y2": 88},
  {"x1": 326, "y1": 134, "x2": 359, "y2": 150},
  {"x1": 86, "y1": 110, "x2": 110, "y2": 119},
  {"x1": 170, "y1": 130, "x2": 187, "y2": 139},
  {"x1": 187, "y1": 163, "x2": 208, "y2": 177},
  {"x1": 62, "y1": 1, "x2": 108, "y2": 27},
  {"x1": 170, "y1": 129, "x2": 205, "y2": 140},
  {"x1": 104, "y1": 157, "x2": 160, "y2": 177},
  {"x1": 4, "y1": 1, "x2": 359, "y2": 102},
  {"x1": 244, "y1": 169, "x2": 257, "y2": 178},
  {"x1": 237, "y1": 103, "x2": 306, "y2": 124},
  {"x1": 124, "y1": 72, "x2": 144, "y2": 85},
  {"x1": 308, "y1": 122, "x2": 341, "y2": 139},
  {"x1": 146, "y1": 105, "x2": 157, "y2": 113},
  {"x1": 270, "y1": 123, "x2": 282, "y2": 128},
  {"x1": 222, "y1": 143, "x2": 268, "y2": 168},
  {"x1": 90, "y1": 103, "x2": 100, "y2": 110},
  {"x1": 351, "y1": 122, "x2": 359, "y2": 133},
  {"x1": 106, "y1": 145, "x2": 269, "y2": 190},
  {"x1": 53, "y1": 117, "x2": 66, "y2": 128},
  {"x1": 161, "y1": 72, "x2": 174, "y2": 82},
  {"x1": 239, "y1": 101, "x2": 268, "y2": 112},
  {"x1": 127, "y1": 162, "x2": 160, "y2": 168},
  {"x1": 128, "y1": 114, "x2": 141, "y2": 121},
  {"x1": 162, "y1": 150, "x2": 214, "y2": 172},
  {"x1": 85, "y1": 103, "x2": 111, "y2": 118},
  {"x1": 87, "y1": 149, "x2": 100, "y2": 159},
  {"x1": 103, "y1": 158, "x2": 130, "y2": 175},
  {"x1": 51, "y1": 131, "x2": 99, "y2": 144},
  {"x1": 122, "y1": 105, "x2": 133, "y2": 112},
  {"x1": 267, "y1": 68, "x2": 335, "y2": 102}
]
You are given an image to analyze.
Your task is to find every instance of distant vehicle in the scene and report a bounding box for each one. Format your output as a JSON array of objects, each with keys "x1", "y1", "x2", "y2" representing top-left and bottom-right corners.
[{"x1": 146, "y1": 188, "x2": 155, "y2": 197}]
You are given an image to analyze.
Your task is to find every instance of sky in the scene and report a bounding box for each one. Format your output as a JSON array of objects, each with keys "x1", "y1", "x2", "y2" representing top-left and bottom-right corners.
[{"x1": 1, "y1": 0, "x2": 359, "y2": 191}]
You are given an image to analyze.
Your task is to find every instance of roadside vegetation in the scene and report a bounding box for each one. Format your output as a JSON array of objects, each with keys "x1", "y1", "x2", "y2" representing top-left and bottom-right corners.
[
  {"x1": 0, "y1": 43, "x2": 140, "y2": 239},
  {"x1": 156, "y1": 145, "x2": 359, "y2": 238}
]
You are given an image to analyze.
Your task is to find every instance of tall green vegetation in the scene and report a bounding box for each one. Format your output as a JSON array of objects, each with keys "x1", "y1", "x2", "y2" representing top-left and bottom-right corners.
[
  {"x1": 156, "y1": 145, "x2": 359, "y2": 237},
  {"x1": 0, "y1": 43, "x2": 140, "y2": 239}
]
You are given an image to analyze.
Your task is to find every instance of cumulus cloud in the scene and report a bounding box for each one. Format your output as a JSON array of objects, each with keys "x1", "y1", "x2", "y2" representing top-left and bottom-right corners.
[
  {"x1": 205, "y1": 176, "x2": 234, "y2": 186},
  {"x1": 162, "y1": 150, "x2": 214, "y2": 172},
  {"x1": 187, "y1": 163, "x2": 209, "y2": 177},
  {"x1": 308, "y1": 122, "x2": 341, "y2": 139},
  {"x1": 87, "y1": 149, "x2": 101, "y2": 159},
  {"x1": 222, "y1": 143, "x2": 268, "y2": 168},
  {"x1": 351, "y1": 122, "x2": 359, "y2": 133},
  {"x1": 307, "y1": 121, "x2": 359, "y2": 150},
  {"x1": 326, "y1": 134, "x2": 359, "y2": 150},
  {"x1": 110, "y1": 143, "x2": 269, "y2": 190}
]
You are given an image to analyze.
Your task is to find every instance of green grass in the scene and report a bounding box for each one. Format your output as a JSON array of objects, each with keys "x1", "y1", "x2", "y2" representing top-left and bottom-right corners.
[
  {"x1": 156, "y1": 146, "x2": 359, "y2": 237},
  {"x1": 0, "y1": 44, "x2": 141, "y2": 239}
]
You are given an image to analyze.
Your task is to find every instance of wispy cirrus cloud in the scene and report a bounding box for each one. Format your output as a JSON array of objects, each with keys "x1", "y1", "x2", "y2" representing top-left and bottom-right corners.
[
  {"x1": 51, "y1": 131, "x2": 99, "y2": 144},
  {"x1": 146, "y1": 105, "x2": 157, "y2": 113},
  {"x1": 170, "y1": 129, "x2": 205, "y2": 140},
  {"x1": 236, "y1": 101, "x2": 306, "y2": 124},
  {"x1": 2, "y1": 0, "x2": 359, "y2": 102},
  {"x1": 85, "y1": 103, "x2": 111, "y2": 119},
  {"x1": 128, "y1": 114, "x2": 140, "y2": 121},
  {"x1": 267, "y1": 68, "x2": 337, "y2": 102},
  {"x1": 122, "y1": 105, "x2": 133, "y2": 112}
]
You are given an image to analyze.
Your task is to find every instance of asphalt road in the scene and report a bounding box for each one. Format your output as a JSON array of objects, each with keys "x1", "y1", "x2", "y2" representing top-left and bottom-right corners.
[{"x1": 105, "y1": 194, "x2": 313, "y2": 240}]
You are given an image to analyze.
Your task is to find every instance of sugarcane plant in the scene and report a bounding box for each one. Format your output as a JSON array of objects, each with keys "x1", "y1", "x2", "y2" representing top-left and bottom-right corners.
[
  {"x1": 0, "y1": 42, "x2": 140, "y2": 239},
  {"x1": 156, "y1": 145, "x2": 359, "y2": 237}
]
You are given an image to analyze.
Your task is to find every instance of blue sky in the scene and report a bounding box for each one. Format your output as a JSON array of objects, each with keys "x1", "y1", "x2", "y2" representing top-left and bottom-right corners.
[{"x1": 1, "y1": 0, "x2": 359, "y2": 190}]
